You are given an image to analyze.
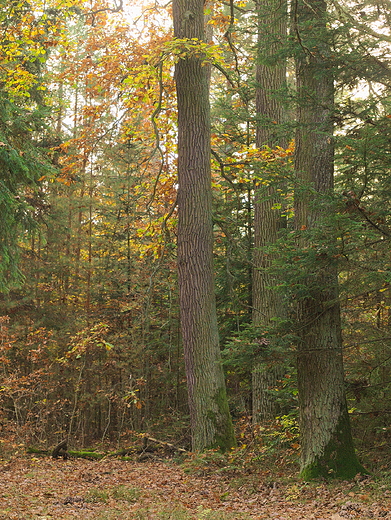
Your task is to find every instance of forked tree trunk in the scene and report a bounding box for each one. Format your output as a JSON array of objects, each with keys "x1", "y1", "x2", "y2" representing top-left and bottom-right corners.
[
  {"x1": 173, "y1": 0, "x2": 236, "y2": 452},
  {"x1": 294, "y1": 0, "x2": 365, "y2": 479},
  {"x1": 252, "y1": 0, "x2": 288, "y2": 423}
]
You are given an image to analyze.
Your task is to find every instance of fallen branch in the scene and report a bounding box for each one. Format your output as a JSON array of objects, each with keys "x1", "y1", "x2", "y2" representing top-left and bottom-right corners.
[
  {"x1": 142, "y1": 436, "x2": 187, "y2": 453},
  {"x1": 27, "y1": 436, "x2": 187, "y2": 462}
]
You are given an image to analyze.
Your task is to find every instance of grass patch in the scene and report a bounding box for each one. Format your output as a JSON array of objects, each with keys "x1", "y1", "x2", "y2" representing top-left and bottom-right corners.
[
  {"x1": 93, "y1": 504, "x2": 252, "y2": 520},
  {"x1": 85, "y1": 488, "x2": 109, "y2": 503},
  {"x1": 194, "y1": 506, "x2": 251, "y2": 519},
  {"x1": 85, "y1": 484, "x2": 141, "y2": 504},
  {"x1": 111, "y1": 484, "x2": 141, "y2": 502}
]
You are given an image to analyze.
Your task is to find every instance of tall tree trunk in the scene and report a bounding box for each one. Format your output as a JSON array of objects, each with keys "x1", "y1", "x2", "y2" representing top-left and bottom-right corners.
[
  {"x1": 173, "y1": 0, "x2": 236, "y2": 452},
  {"x1": 252, "y1": 0, "x2": 288, "y2": 423},
  {"x1": 294, "y1": 0, "x2": 365, "y2": 479}
]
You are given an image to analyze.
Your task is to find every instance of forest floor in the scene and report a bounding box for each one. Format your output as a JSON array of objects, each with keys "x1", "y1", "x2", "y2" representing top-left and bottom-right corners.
[{"x1": 0, "y1": 454, "x2": 391, "y2": 520}]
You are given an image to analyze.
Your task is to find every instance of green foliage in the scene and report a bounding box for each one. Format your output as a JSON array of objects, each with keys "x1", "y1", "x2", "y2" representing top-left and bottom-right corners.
[
  {"x1": 223, "y1": 324, "x2": 295, "y2": 371},
  {"x1": 266, "y1": 414, "x2": 300, "y2": 450},
  {"x1": 181, "y1": 449, "x2": 239, "y2": 476},
  {"x1": 180, "y1": 415, "x2": 301, "y2": 478},
  {"x1": 163, "y1": 38, "x2": 225, "y2": 66},
  {"x1": 0, "y1": 46, "x2": 56, "y2": 291}
]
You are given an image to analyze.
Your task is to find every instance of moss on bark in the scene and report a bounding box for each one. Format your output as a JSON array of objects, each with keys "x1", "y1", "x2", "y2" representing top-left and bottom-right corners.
[
  {"x1": 206, "y1": 387, "x2": 236, "y2": 452},
  {"x1": 68, "y1": 450, "x2": 104, "y2": 460},
  {"x1": 300, "y1": 411, "x2": 367, "y2": 480}
]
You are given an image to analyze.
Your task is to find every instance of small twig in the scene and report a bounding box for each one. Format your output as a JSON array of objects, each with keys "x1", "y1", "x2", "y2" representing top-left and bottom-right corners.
[
  {"x1": 212, "y1": 62, "x2": 236, "y2": 88},
  {"x1": 330, "y1": 0, "x2": 391, "y2": 44},
  {"x1": 291, "y1": 0, "x2": 316, "y2": 59},
  {"x1": 162, "y1": 198, "x2": 178, "y2": 240},
  {"x1": 211, "y1": 149, "x2": 240, "y2": 192},
  {"x1": 87, "y1": 0, "x2": 123, "y2": 25},
  {"x1": 146, "y1": 61, "x2": 165, "y2": 212},
  {"x1": 223, "y1": 0, "x2": 241, "y2": 83},
  {"x1": 343, "y1": 337, "x2": 391, "y2": 349},
  {"x1": 133, "y1": 1, "x2": 172, "y2": 26},
  {"x1": 356, "y1": 205, "x2": 390, "y2": 237},
  {"x1": 350, "y1": 410, "x2": 391, "y2": 415}
]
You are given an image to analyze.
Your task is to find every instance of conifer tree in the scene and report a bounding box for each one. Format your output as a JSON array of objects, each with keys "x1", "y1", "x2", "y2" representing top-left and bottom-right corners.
[{"x1": 0, "y1": 1, "x2": 56, "y2": 290}]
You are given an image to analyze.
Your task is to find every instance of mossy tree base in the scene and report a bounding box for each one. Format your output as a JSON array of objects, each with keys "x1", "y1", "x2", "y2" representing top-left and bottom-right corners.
[
  {"x1": 300, "y1": 454, "x2": 368, "y2": 481},
  {"x1": 200, "y1": 387, "x2": 236, "y2": 453},
  {"x1": 300, "y1": 412, "x2": 368, "y2": 481}
]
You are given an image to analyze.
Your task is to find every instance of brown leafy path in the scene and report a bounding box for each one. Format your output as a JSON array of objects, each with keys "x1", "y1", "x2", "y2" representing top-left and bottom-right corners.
[{"x1": 0, "y1": 457, "x2": 390, "y2": 519}]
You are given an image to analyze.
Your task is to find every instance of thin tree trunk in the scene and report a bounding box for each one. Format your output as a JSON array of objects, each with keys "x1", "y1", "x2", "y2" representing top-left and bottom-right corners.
[
  {"x1": 294, "y1": 0, "x2": 365, "y2": 479},
  {"x1": 173, "y1": 0, "x2": 236, "y2": 451},
  {"x1": 252, "y1": 0, "x2": 288, "y2": 423}
]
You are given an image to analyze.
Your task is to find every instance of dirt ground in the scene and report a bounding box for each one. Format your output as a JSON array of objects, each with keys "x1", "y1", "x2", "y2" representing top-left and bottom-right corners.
[{"x1": 0, "y1": 456, "x2": 390, "y2": 519}]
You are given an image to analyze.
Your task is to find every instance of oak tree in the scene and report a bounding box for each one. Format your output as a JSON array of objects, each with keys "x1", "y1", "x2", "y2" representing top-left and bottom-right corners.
[
  {"x1": 173, "y1": 0, "x2": 236, "y2": 451},
  {"x1": 252, "y1": 0, "x2": 289, "y2": 423},
  {"x1": 293, "y1": 0, "x2": 365, "y2": 479}
]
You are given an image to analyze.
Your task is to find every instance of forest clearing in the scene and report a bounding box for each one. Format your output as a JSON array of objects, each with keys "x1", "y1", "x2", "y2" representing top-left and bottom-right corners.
[{"x1": 1, "y1": 454, "x2": 391, "y2": 520}]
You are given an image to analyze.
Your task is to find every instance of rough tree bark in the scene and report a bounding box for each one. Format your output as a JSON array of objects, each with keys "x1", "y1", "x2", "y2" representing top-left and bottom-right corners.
[
  {"x1": 294, "y1": 0, "x2": 365, "y2": 479},
  {"x1": 252, "y1": 0, "x2": 288, "y2": 423},
  {"x1": 173, "y1": 0, "x2": 236, "y2": 452}
]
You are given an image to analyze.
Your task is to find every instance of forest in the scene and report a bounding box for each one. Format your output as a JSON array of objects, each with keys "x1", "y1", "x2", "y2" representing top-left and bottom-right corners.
[{"x1": 1, "y1": 0, "x2": 391, "y2": 495}]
